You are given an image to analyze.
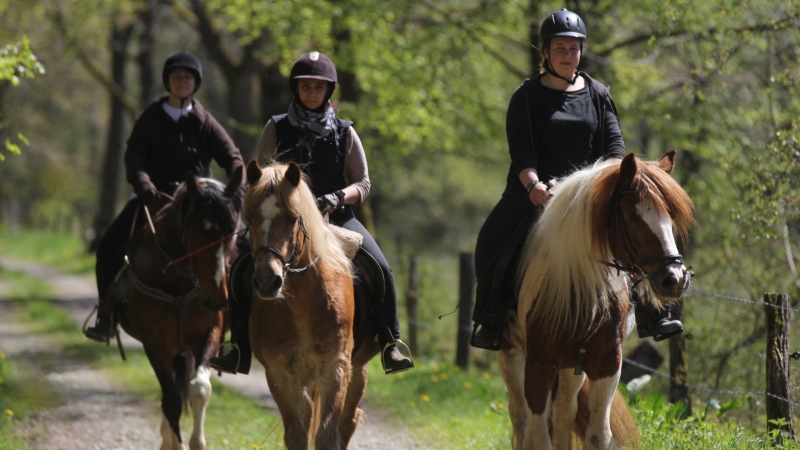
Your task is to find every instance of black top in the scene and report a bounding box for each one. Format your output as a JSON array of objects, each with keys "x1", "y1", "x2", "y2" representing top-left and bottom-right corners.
[
  {"x1": 503, "y1": 72, "x2": 626, "y2": 194},
  {"x1": 124, "y1": 97, "x2": 243, "y2": 195}
]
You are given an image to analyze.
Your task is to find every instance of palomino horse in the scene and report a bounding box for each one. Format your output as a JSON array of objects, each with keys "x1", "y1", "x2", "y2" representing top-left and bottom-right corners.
[
  {"x1": 498, "y1": 151, "x2": 695, "y2": 449},
  {"x1": 115, "y1": 168, "x2": 243, "y2": 450},
  {"x1": 243, "y1": 160, "x2": 381, "y2": 449}
]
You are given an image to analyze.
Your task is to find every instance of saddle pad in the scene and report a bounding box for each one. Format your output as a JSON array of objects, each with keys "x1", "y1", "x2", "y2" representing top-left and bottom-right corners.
[{"x1": 328, "y1": 224, "x2": 363, "y2": 259}]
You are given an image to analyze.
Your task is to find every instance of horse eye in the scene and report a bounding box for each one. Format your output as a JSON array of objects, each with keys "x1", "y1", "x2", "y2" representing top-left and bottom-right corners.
[{"x1": 629, "y1": 212, "x2": 641, "y2": 222}]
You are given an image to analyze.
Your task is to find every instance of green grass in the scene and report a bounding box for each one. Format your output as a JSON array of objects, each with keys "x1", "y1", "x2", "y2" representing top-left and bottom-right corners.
[
  {"x1": 0, "y1": 224, "x2": 94, "y2": 274},
  {"x1": 2, "y1": 226, "x2": 799, "y2": 449}
]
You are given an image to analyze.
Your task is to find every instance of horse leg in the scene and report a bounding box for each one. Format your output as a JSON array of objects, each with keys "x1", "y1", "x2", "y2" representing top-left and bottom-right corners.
[
  {"x1": 550, "y1": 369, "x2": 585, "y2": 450},
  {"x1": 339, "y1": 361, "x2": 369, "y2": 446},
  {"x1": 145, "y1": 346, "x2": 186, "y2": 450},
  {"x1": 314, "y1": 360, "x2": 350, "y2": 449},
  {"x1": 497, "y1": 348, "x2": 527, "y2": 449},
  {"x1": 267, "y1": 372, "x2": 314, "y2": 450},
  {"x1": 523, "y1": 359, "x2": 556, "y2": 450},
  {"x1": 584, "y1": 372, "x2": 622, "y2": 450},
  {"x1": 187, "y1": 365, "x2": 212, "y2": 450}
]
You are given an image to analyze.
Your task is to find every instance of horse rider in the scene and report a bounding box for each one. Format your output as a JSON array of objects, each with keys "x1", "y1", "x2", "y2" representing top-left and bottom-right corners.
[
  {"x1": 85, "y1": 50, "x2": 244, "y2": 342},
  {"x1": 470, "y1": 9, "x2": 684, "y2": 350},
  {"x1": 211, "y1": 51, "x2": 415, "y2": 376}
]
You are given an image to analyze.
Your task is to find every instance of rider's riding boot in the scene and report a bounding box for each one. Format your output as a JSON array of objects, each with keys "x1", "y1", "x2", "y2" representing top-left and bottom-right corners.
[
  {"x1": 470, "y1": 323, "x2": 501, "y2": 351},
  {"x1": 84, "y1": 312, "x2": 114, "y2": 343},
  {"x1": 210, "y1": 340, "x2": 251, "y2": 375},
  {"x1": 636, "y1": 303, "x2": 683, "y2": 342},
  {"x1": 210, "y1": 307, "x2": 252, "y2": 375},
  {"x1": 381, "y1": 340, "x2": 414, "y2": 375}
]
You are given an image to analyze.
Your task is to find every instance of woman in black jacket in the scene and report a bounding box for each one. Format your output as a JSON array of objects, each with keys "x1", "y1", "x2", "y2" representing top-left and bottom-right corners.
[
  {"x1": 85, "y1": 50, "x2": 244, "y2": 342},
  {"x1": 470, "y1": 9, "x2": 683, "y2": 350}
]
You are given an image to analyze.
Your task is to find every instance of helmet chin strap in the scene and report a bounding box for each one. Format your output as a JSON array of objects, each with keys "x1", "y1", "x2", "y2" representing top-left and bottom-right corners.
[{"x1": 545, "y1": 59, "x2": 579, "y2": 85}]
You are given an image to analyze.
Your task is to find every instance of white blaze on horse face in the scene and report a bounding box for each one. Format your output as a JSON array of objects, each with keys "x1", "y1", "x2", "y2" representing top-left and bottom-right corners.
[
  {"x1": 639, "y1": 200, "x2": 686, "y2": 282},
  {"x1": 257, "y1": 196, "x2": 281, "y2": 242},
  {"x1": 213, "y1": 245, "x2": 225, "y2": 287}
]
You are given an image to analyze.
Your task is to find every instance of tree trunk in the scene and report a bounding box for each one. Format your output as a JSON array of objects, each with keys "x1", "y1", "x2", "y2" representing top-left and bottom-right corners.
[{"x1": 90, "y1": 23, "x2": 135, "y2": 252}]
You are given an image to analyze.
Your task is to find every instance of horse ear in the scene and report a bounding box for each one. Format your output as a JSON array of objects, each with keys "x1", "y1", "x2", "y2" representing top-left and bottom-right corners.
[
  {"x1": 246, "y1": 160, "x2": 263, "y2": 186},
  {"x1": 185, "y1": 171, "x2": 202, "y2": 199},
  {"x1": 658, "y1": 150, "x2": 677, "y2": 174},
  {"x1": 224, "y1": 164, "x2": 244, "y2": 198},
  {"x1": 617, "y1": 153, "x2": 638, "y2": 190},
  {"x1": 285, "y1": 161, "x2": 302, "y2": 188}
]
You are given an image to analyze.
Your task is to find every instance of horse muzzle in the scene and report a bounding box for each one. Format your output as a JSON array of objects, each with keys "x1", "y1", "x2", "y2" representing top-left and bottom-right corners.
[{"x1": 650, "y1": 262, "x2": 691, "y2": 301}]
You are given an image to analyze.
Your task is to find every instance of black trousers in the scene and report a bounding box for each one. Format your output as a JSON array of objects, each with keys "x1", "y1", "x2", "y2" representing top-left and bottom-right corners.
[
  {"x1": 94, "y1": 198, "x2": 143, "y2": 312},
  {"x1": 473, "y1": 192, "x2": 540, "y2": 327}
]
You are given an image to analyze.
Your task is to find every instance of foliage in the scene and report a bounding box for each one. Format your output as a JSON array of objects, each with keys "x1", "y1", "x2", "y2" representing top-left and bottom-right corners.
[{"x1": 0, "y1": 36, "x2": 44, "y2": 161}]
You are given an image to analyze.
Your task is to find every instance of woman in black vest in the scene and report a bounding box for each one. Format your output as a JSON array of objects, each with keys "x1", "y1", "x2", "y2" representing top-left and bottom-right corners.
[
  {"x1": 470, "y1": 9, "x2": 683, "y2": 350},
  {"x1": 85, "y1": 50, "x2": 244, "y2": 342},
  {"x1": 211, "y1": 52, "x2": 414, "y2": 375}
]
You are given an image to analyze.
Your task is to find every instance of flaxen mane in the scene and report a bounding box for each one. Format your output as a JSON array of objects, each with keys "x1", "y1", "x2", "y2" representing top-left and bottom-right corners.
[{"x1": 244, "y1": 162, "x2": 351, "y2": 277}]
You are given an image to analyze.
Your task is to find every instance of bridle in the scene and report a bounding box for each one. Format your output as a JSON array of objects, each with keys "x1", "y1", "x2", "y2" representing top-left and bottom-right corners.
[
  {"x1": 607, "y1": 189, "x2": 690, "y2": 286},
  {"x1": 254, "y1": 216, "x2": 320, "y2": 275}
]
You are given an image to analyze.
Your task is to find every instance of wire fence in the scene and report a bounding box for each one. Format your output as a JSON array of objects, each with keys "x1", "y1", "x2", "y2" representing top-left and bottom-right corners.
[{"x1": 393, "y1": 252, "x2": 800, "y2": 422}]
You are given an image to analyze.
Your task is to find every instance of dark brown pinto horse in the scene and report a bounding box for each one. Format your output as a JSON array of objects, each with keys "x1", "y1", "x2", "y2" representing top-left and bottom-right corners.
[
  {"x1": 498, "y1": 151, "x2": 695, "y2": 449},
  {"x1": 243, "y1": 160, "x2": 380, "y2": 450},
  {"x1": 114, "y1": 168, "x2": 243, "y2": 450}
]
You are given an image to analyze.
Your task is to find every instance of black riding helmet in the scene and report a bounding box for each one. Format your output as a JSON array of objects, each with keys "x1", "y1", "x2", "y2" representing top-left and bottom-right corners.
[
  {"x1": 162, "y1": 50, "x2": 203, "y2": 94},
  {"x1": 289, "y1": 52, "x2": 337, "y2": 109},
  {"x1": 540, "y1": 8, "x2": 587, "y2": 42},
  {"x1": 539, "y1": 9, "x2": 586, "y2": 85}
]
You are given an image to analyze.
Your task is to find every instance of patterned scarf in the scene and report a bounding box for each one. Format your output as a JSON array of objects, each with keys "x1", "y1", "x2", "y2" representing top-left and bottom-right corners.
[{"x1": 287, "y1": 100, "x2": 338, "y2": 160}]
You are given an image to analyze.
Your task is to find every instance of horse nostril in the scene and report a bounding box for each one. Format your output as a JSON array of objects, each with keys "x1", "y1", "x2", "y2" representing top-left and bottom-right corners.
[
  {"x1": 271, "y1": 276, "x2": 283, "y2": 292},
  {"x1": 252, "y1": 276, "x2": 261, "y2": 292},
  {"x1": 661, "y1": 275, "x2": 678, "y2": 290}
]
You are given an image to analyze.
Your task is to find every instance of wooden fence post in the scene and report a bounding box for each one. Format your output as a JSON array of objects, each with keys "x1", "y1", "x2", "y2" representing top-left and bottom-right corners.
[
  {"x1": 668, "y1": 298, "x2": 692, "y2": 417},
  {"x1": 765, "y1": 293, "x2": 795, "y2": 444},
  {"x1": 456, "y1": 252, "x2": 475, "y2": 368},
  {"x1": 405, "y1": 254, "x2": 419, "y2": 358}
]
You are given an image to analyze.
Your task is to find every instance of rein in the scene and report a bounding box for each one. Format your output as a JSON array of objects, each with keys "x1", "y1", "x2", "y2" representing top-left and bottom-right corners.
[
  {"x1": 254, "y1": 217, "x2": 320, "y2": 275},
  {"x1": 164, "y1": 227, "x2": 247, "y2": 269}
]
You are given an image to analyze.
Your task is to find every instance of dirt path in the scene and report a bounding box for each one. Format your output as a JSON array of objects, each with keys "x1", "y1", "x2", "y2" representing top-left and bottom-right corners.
[{"x1": 0, "y1": 257, "x2": 424, "y2": 449}]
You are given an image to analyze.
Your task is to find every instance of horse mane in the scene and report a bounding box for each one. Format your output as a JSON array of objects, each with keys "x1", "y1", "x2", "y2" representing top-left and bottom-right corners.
[
  {"x1": 516, "y1": 155, "x2": 695, "y2": 340},
  {"x1": 161, "y1": 177, "x2": 240, "y2": 242},
  {"x1": 245, "y1": 162, "x2": 352, "y2": 277}
]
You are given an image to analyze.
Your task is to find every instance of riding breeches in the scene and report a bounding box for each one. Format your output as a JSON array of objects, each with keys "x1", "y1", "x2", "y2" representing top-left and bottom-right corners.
[
  {"x1": 94, "y1": 198, "x2": 142, "y2": 312},
  {"x1": 473, "y1": 193, "x2": 541, "y2": 326}
]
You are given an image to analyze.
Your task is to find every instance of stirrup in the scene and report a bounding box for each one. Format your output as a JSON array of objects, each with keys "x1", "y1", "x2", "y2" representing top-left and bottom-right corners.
[
  {"x1": 82, "y1": 306, "x2": 114, "y2": 344},
  {"x1": 381, "y1": 340, "x2": 414, "y2": 375}
]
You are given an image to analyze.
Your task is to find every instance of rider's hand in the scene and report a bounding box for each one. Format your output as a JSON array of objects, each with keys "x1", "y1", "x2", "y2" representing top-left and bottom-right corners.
[
  {"x1": 316, "y1": 190, "x2": 345, "y2": 214},
  {"x1": 528, "y1": 181, "x2": 550, "y2": 207},
  {"x1": 139, "y1": 188, "x2": 162, "y2": 206}
]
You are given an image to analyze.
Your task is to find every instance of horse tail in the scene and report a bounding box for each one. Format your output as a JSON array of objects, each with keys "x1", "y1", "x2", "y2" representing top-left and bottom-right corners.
[
  {"x1": 572, "y1": 379, "x2": 640, "y2": 449},
  {"x1": 174, "y1": 349, "x2": 195, "y2": 414}
]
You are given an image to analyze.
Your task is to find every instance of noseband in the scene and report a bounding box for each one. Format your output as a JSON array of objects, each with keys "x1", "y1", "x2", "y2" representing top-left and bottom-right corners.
[
  {"x1": 607, "y1": 190, "x2": 687, "y2": 284},
  {"x1": 254, "y1": 216, "x2": 320, "y2": 275}
]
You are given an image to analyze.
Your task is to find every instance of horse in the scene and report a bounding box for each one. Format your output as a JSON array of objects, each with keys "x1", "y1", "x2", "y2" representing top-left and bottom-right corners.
[
  {"x1": 498, "y1": 151, "x2": 695, "y2": 449},
  {"x1": 114, "y1": 168, "x2": 243, "y2": 450},
  {"x1": 243, "y1": 160, "x2": 381, "y2": 449}
]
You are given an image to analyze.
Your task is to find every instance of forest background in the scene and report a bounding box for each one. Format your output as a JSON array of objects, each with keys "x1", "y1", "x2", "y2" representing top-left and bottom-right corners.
[{"x1": 1, "y1": 0, "x2": 800, "y2": 430}]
